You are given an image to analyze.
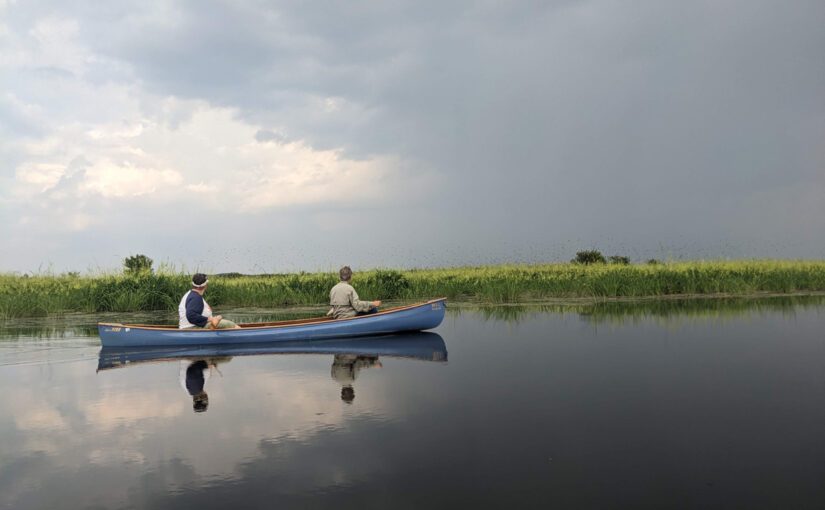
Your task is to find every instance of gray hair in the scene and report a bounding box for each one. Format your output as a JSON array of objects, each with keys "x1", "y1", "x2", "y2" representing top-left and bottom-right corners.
[{"x1": 339, "y1": 266, "x2": 352, "y2": 281}]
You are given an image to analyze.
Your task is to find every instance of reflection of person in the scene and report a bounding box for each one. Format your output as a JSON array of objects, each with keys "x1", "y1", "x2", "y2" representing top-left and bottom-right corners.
[
  {"x1": 178, "y1": 273, "x2": 240, "y2": 329},
  {"x1": 327, "y1": 266, "x2": 381, "y2": 319},
  {"x1": 330, "y1": 354, "x2": 382, "y2": 403},
  {"x1": 181, "y1": 360, "x2": 210, "y2": 412},
  {"x1": 179, "y1": 358, "x2": 231, "y2": 413}
]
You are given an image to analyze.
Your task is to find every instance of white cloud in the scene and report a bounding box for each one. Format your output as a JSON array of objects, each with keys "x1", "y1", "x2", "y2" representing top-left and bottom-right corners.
[
  {"x1": 15, "y1": 162, "x2": 64, "y2": 190},
  {"x1": 185, "y1": 182, "x2": 219, "y2": 194},
  {"x1": 231, "y1": 141, "x2": 396, "y2": 210},
  {"x1": 3, "y1": 92, "x2": 46, "y2": 121},
  {"x1": 21, "y1": 17, "x2": 87, "y2": 75},
  {"x1": 0, "y1": 8, "x2": 448, "y2": 271},
  {"x1": 5, "y1": 87, "x2": 431, "y2": 233},
  {"x1": 1, "y1": 15, "x2": 425, "y2": 234},
  {"x1": 80, "y1": 160, "x2": 183, "y2": 198}
]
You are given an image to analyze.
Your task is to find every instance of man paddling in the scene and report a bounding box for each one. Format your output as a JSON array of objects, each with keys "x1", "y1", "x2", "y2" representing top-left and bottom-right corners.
[
  {"x1": 178, "y1": 273, "x2": 240, "y2": 329},
  {"x1": 327, "y1": 266, "x2": 381, "y2": 319}
]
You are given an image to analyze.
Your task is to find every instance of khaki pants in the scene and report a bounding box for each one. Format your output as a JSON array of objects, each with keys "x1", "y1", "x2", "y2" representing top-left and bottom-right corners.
[{"x1": 199, "y1": 319, "x2": 238, "y2": 329}]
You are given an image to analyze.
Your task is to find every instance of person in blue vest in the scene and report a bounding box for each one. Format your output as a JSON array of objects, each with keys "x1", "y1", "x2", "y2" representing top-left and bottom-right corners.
[{"x1": 178, "y1": 273, "x2": 240, "y2": 329}]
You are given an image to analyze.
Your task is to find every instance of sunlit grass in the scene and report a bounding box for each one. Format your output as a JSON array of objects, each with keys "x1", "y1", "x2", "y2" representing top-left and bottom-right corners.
[{"x1": 1, "y1": 260, "x2": 824, "y2": 318}]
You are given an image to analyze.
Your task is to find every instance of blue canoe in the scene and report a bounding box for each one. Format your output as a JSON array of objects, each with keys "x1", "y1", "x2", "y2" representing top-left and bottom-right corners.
[
  {"x1": 97, "y1": 331, "x2": 447, "y2": 371},
  {"x1": 98, "y1": 298, "x2": 446, "y2": 347}
]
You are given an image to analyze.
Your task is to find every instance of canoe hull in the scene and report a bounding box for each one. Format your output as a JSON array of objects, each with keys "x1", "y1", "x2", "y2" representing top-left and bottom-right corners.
[{"x1": 98, "y1": 298, "x2": 446, "y2": 347}]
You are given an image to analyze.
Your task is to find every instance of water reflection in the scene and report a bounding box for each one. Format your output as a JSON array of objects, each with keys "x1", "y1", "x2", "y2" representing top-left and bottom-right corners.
[
  {"x1": 98, "y1": 332, "x2": 447, "y2": 411},
  {"x1": 180, "y1": 359, "x2": 232, "y2": 413},
  {"x1": 98, "y1": 332, "x2": 446, "y2": 369},
  {"x1": 451, "y1": 294, "x2": 825, "y2": 324},
  {"x1": 184, "y1": 360, "x2": 211, "y2": 412},
  {"x1": 3, "y1": 300, "x2": 825, "y2": 508},
  {"x1": 3, "y1": 295, "x2": 823, "y2": 344},
  {"x1": 331, "y1": 355, "x2": 382, "y2": 403}
]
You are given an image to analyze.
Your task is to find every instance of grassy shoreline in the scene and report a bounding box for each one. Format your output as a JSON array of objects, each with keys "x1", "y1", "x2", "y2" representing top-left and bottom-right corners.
[
  {"x1": 4, "y1": 294, "x2": 824, "y2": 340},
  {"x1": 2, "y1": 260, "x2": 824, "y2": 319}
]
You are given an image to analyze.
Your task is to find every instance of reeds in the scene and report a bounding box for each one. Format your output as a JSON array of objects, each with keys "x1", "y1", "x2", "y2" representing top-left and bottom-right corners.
[{"x1": 1, "y1": 260, "x2": 824, "y2": 318}]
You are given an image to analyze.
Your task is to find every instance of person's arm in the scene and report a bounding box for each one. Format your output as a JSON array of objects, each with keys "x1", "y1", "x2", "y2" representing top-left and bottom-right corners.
[
  {"x1": 349, "y1": 287, "x2": 380, "y2": 313},
  {"x1": 185, "y1": 292, "x2": 210, "y2": 328}
]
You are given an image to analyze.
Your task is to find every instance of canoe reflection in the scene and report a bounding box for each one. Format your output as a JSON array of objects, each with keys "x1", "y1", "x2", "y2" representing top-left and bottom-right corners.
[
  {"x1": 98, "y1": 332, "x2": 446, "y2": 412},
  {"x1": 97, "y1": 331, "x2": 447, "y2": 371}
]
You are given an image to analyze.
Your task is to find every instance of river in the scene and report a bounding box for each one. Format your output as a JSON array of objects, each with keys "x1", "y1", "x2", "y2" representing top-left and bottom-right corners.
[{"x1": 1, "y1": 297, "x2": 823, "y2": 509}]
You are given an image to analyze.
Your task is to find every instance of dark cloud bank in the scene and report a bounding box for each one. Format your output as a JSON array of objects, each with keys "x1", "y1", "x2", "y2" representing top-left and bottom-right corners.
[{"x1": 3, "y1": 0, "x2": 824, "y2": 271}]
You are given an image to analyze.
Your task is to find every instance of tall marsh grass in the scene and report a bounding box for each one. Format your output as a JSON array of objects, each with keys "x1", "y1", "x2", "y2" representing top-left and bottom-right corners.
[{"x1": 1, "y1": 260, "x2": 824, "y2": 318}]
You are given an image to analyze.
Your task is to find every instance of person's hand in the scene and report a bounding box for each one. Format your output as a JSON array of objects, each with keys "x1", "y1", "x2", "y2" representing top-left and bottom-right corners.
[
  {"x1": 373, "y1": 300, "x2": 381, "y2": 307},
  {"x1": 210, "y1": 316, "x2": 222, "y2": 327},
  {"x1": 326, "y1": 308, "x2": 334, "y2": 316}
]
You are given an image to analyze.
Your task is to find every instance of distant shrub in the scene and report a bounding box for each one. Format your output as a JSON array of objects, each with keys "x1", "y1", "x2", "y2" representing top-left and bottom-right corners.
[
  {"x1": 646, "y1": 259, "x2": 663, "y2": 265},
  {"x1": 572, "y1": 250, "x2": 607, "y2": 265},
  {"x1": 217, "y1": 272, "x2": 245, "y2": 278},
  {"x1": 609, "y1": 255, "x2": 631, "y2": 265},
  {"x1": 123, "y1": 254, "x2": 153, "y2": 274}
]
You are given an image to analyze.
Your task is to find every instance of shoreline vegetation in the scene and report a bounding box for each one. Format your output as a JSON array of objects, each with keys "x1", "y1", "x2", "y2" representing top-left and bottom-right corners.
[
  {"x1": 3, "y1": 294, "x2": 824, "y2": 340},
  {"x1": 1, "y1": 260, "x2": 824, "y2": 319}
]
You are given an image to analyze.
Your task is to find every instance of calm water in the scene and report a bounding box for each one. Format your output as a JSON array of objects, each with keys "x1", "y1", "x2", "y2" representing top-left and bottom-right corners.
[{"x1": 1, "y1": 298, "x2": 824, "y2": 509}]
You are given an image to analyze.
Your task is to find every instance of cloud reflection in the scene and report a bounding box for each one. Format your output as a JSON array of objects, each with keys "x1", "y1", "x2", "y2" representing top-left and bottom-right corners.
[{"x1": 0, "y1": 333, "x2": 447, "y2": 507}]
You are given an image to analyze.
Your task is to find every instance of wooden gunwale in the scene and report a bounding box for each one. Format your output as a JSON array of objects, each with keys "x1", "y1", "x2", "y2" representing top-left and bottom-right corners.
[{"x1": 98, "y1": 298, "x2": 445, "y2": 331}]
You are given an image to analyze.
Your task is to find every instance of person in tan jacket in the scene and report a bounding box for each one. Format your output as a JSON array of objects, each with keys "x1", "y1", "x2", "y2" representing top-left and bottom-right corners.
[{"x1": 327, "y1": 266, "x2": 381, "y2": 319}]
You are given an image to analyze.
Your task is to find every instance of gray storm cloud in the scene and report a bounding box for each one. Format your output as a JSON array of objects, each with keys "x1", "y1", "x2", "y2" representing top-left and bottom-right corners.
[{"x1": 0, "y1": 0, "x2": 823, "y2": 272}]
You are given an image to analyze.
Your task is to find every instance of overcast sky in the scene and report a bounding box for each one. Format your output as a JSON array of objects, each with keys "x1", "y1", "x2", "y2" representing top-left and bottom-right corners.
[{"x1": 1, "y1": 0, "x2": 823, "y2": 274}]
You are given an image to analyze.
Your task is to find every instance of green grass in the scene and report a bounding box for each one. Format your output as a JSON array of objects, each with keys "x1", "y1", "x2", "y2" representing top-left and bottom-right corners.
[{"x1": 1, "y1": 260, "x2": 824, "y2": 318}]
